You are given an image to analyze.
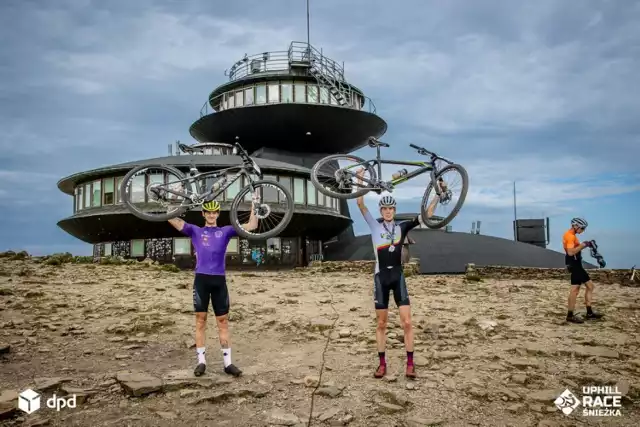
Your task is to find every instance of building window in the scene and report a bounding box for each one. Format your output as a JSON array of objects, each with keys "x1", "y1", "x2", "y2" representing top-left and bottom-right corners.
[
  {"x1": 317, "y1": 189, "x2": 324, "y2": 206},
  {"x1": 243, "y1": 174, "x2": 260, "y2": 201},
  {"x1": 130, "y1": 239, "x2": 144, "y2": 257},
  {"x1": 294, "y1": 84, "x2": 305, "y2": 103},
  {"x1": 131, "y1": 174, "x2": 145, "y2": 203},
  {"x1": 268, "y1": 83, "x2": 279, "y2": 103},
  {"x1": 227, "y1": 237, "x2": 239, "y2": 254},
  {"x1": 278, "y1": 176, "x2": 292, "y2": 198},
  {"x1": 84, "y1": 183, "x2": 91, "y2": 208},
  {"x1": 320, "y1": 87, "x2": 330, "y2": 104},
  {"x1": 325, "y1": 194, "x2": 332, "y2": 208},
  {"x1": 174, "y1": 237, "x2": 191, "y2": 255},
  {"x1": 227, "y1": 93, "x2": 235, "y2": 108},
  {"x1": 74, "y1": 187, "x2": 80, "y2": 211},
  {"x1": 281, "y1": 83, "x2": 293, "y2": 103},
  {"x1": 103, "y1": 177, "x2": 114, "y2": 205},
  {"x1": 306, "y1": 180, "x2": 316, "y2": 205},
  {"x1": 92, "y1": 179, "x2": 101, "y2": 206},
  {"x1": 256, "y1": 84, "x2": 266, "y2": 104},
  {"x1": 244, "y1": 87, "x2": 254, "y2": 105},
  {"x1": 263, "y1": 175, "x2": 278, "y2": 202},
  {"x1": 116, "y1": 177, "x2": 123, "y2": 203},
  {"x1": 104, "y1": 243, "x2": 112, "y2": 256},
  {"x1": 235, "y1": 90, "x2": 243, "y2": 107},
  {"x1": 226, "y1": 173, "x2": 240, "y2": 199},
  {"x1": 294, "y1": 178, "x2": 305, "y2": 204},
  {"x1": 267, "y1": 237, "x2": 281, "y2": 254},
  {"x1": 308, "y1": 85, "x2": 318, "y2": 103}
]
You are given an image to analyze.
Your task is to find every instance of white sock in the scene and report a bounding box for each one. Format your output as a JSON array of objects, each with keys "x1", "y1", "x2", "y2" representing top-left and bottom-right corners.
[
  {"x1": 222, "y1": 348, "x2": 232, "y2": 367},
  {"x1": 196, "y1": 347, "x2": 206, "y2": 365}
]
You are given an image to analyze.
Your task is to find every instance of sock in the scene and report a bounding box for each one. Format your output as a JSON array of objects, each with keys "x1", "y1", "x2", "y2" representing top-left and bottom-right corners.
[
  {"x1": 196, "y1": 347, "x2": 206, "y2": 365},
  {"x1": 567, "y1": 310, "x2": 573, "y2": 318},
  {"x1": 586, "y1": 306, "x2": 593, "y2": 315},
  {"x1": 407, "y1": 351, "x2": 414, "y2": 366},
  {"x1": 222, "y1": 348, "x2": 232, "y2": 367},
  {"x1": 378, "y1": 351, "x2": 386, "y2": 366}
]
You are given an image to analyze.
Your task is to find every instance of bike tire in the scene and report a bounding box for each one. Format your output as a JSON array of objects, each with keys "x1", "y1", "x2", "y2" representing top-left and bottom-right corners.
[
  {"x1": 120, "y1": 164, "x2": 190, "y2": 222},
  {"x1": 310, "y1": 154, "x2": 377, "y2": 200},
  {"x1": 229, "y1": 179, "x2": 295, "y2": 240},
  {"x1": 420, "y1": 163, "x2": 469, "y2": 229}
]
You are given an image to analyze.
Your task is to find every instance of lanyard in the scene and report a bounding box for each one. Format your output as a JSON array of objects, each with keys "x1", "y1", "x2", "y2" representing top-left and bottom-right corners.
[{"x1": 382, "y1": 221, "x2": 396, "y2": 247}]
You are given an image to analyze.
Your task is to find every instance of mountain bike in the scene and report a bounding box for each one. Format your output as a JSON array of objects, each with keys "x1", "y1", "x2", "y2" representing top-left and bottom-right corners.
[
  {"x1": 310, "y1": 137, "x2": 469, "y2": 229},
  {"x1": 120, "y1": 141, "x2": 294, "y2": 240},
  {"x1": 588, "y1": 240, "x2": 606, "y2": 268}
]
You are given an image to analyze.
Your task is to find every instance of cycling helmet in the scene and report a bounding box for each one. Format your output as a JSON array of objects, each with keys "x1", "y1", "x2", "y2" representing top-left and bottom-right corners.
[
  {"x1": 202, "y1": 200, "x2": 220, "y2": 212},
  {"x1": 571, "y1": 217, "x2": 588, "y2": 229},
  {"x1": 379, "y1": 195, "x2": 396, "y2": 208}
]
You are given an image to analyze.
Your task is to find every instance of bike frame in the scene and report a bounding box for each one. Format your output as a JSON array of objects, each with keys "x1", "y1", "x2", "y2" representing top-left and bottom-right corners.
[
  {"x1": 160, "y1": 164, "x2": 259, "y2": 206},
  {"x1": 342, "y1": 144, "x2": 442, "y2": 194}
]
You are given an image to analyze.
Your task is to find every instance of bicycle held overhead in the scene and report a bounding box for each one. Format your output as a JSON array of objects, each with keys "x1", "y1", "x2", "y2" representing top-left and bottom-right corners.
[
  {"x1": 119, "y1": 139, "x2": 294, "y2": 240},
  {"x1": 310, "y1": 136, "x2": 469, "y2": 229}
]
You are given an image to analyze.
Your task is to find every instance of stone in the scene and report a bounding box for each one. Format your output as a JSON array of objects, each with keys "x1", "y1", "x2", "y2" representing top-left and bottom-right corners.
[
  {"x1": 507, "y1": 403, "x2": 525, "y2": 413},
  {"x1": 563, "y1": 346, "x2": 619, "y2": 359},
  {"x1": 0, "y1": 390, "x2": 18, "y2": 419},
  {"x1": 0, "y1": 345, "x2": 9, "y2": 355},
  {"x1": 156, "y1": 411, "x2": 177, "y2": 420},
  {"x1": 304, "y1": 375, "x2": 320, "y2": 388},
  {"x1": 511, "y1": 374, "x2": 527, "y2": 384},
  {"x1": 115, "y1": 372, "x2": 162, "y2": 397},
  {"x1": 378, "y1": 402, "x2": 404, "y2": 413},
  {"x1": 267, "y1": 409, "x2": 300, "y2": 426},
  {"x1": 338, "y1": 329, "x2": 351, "y2": 338},
  {"x1": 34, "y1": 377, "x2": 72, "y2": 393},
  {"x1": 527, "y1": 389, "x2": 563, "y2": 403},
  {"x1": 318, "y1": 407, "x2": 340, "y2": 422},
  {"x1": 509, "y1": 359, "x2": 540, "y2": 369},
  {"x1": 316, "y1": 386, "x2": 341, "y2": 398},
  {"x1": 406, "y1": 417, "x2": 445, "y2": 427}
]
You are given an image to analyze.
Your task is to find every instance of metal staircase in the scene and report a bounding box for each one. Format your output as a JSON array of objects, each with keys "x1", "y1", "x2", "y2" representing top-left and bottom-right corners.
[{"x1": 288, "y1": 42, "x2": 353, "y2": 107}]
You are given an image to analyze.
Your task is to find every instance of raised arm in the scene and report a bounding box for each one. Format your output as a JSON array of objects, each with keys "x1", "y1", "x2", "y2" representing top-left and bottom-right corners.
[
  {"x1": 242, "y1": 192, "x2": 259, "y2": 231},
  {"x1": 356, "y1": 168, "x2": 378, "y2": 227},
  {"x1": 168, "y1": 217, "x2": 186, "y2": 232}
]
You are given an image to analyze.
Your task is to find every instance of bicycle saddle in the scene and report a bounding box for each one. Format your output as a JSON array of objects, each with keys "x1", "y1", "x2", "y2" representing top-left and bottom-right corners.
[{"x1": 368, "y1": 137, "x2": 389, "y2": 148}]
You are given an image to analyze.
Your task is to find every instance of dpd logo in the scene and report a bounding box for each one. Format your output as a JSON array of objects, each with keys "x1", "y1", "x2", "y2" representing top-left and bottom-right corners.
[{"x1": 18, "y1": 389, "x2": 77, "y2": 414}]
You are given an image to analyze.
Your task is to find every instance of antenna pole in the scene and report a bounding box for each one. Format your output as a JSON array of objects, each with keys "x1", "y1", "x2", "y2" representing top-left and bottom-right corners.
[
  {"x1": 306, "y1": 0, "x2": 311, "y2": 47},
  {"x1": 513, "y1": 181, "x2": 518, "y2": 241}
]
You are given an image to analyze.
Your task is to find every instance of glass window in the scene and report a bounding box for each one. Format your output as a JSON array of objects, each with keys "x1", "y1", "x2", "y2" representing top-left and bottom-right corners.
[
  {"x1": 131, "y1": 175, "x2": 145, "y2": 203},
  {"x1": 263, "y1": 175, "x2": 278, "y2": 202},
  {"x1": 130, "y1": 239, "x2": 145, "y2": 257},
  {"x1": 84, "y1": 183, "x2": 91, "y2": 208},
  {"x1": 267, "y1": 237, "x2": 281, "y2": 254},
  {"x1": 174, "y1": 237, "x2": 191, "y2": 255},
  {"x1": 103, "y1": 177, "x2": 114, "y2": 205},
  {"x1": 235, "y1": 90, "x2": 243, "y2": 107},
  {"x1": 308, "y1": 85, "x2": 318, "y2": 103},
  {"x1": 104, "y1": 243, "x2": 112, "y2": 256},
  {"x1": 256, "y1": 84, "x2": 266, "y2": 104},
  {"x1": 243, "y1": 174, "x2": 260, "y2": 201},
  {"x1": 281, "y1": 83, "x2": 293, "y2": 103},
  {"x1": 148, "y1": 173, "x2": 164, "y2": 203},
  {"x1": 227, "y1": 237, "x2": 239, "y2": 254},
  {"x1": 227, "y1": 93, "x2": 235, "y2": 108},
  {"x1": 325, "y1": 194, "x2": 332, "y2": 208},
  {"x1": 320, "y1": 87, "x2": 330, "y2": 104},
  {"x1": 294, "y1": 178, "x2": 305, "y2": 204},
  {"x1": 294, "y1": 84, "x2": 305, "y2": 103},
  {"x1": 353, "y1": 94, "x2": 360, "y2": 109},
  {"x1": 116, "y1": 177, "x2": 123, "y2": 203},
  {"x1": 226, "y1": 173, "x2": 240, "y2": 199},
  {"x1": 317, "y1": 189, "x2": 324, "y2": 206},
  {"x1": 278, "y1": 176, "x2": 292, "y2": 197},
  {"x1": 268, "y1": 83, "x2": 279, "y2": 103},
  {"x1": 75, "y1": 187, "x2": 81, "y2": 211},
  {"x1": 244, "y1": 87, "x2": 254, "y2": 105},
  {"x1": 306, "y1": 180, "x2": 316, "y2": 205}
]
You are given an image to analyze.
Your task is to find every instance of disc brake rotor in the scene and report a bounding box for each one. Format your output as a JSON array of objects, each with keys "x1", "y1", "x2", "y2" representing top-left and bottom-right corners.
[{"x1": 255, "y1": 203, "x2": 271, "y2": 220}]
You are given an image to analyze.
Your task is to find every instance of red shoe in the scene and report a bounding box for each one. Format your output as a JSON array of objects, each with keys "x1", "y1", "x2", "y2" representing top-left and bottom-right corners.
[
  {"x1": 406, "y1": 364, "x2": 416, "y2": 379},
  {"x1": 374, "y1": 364, "x2": 386, "y2": 378}
]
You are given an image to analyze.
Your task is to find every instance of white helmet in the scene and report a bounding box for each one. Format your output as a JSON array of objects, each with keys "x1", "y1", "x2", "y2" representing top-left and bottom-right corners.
[
  {"x1": 571, "y1": 217, "x2": 588, "y2": 229},
  {"x1": 379, "y1": 195, "x2": 396, "y2": 208}
]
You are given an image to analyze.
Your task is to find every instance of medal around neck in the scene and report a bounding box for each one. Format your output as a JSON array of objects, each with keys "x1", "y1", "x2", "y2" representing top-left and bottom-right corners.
[{"x1": 388, "y1": 245, "x2": 395, "y2": 252}]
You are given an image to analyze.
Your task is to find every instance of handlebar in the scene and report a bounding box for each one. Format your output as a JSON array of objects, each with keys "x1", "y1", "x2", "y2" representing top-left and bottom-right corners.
[{"x1": 409, "y1": 143, "x2": 453, "y2": 164}]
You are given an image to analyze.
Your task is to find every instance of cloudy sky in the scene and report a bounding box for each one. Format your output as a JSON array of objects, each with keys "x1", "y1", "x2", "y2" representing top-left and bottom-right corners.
[{"x1": 1, "y1": 0, "x2": 638, "y2": 268}]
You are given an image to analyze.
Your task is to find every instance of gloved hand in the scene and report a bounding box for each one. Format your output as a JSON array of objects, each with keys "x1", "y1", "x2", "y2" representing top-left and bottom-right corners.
[{"x1": 582, "y1": 240, "x2": 593, "y2": 248}]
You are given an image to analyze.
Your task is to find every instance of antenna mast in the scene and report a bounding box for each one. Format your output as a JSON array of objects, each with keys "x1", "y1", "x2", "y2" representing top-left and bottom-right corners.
[{"x1": 306, "y1": 0, "x2": 311, "y2": 46}]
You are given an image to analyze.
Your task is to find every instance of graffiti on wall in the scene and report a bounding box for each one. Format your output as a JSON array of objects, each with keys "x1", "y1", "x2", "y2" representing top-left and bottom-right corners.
[
  {"x1": 146, "y1": 238, "x2": 172, "y2": 260},
  {"x1": 113, "y1": 241, "x2": 130, "y2": 258}
]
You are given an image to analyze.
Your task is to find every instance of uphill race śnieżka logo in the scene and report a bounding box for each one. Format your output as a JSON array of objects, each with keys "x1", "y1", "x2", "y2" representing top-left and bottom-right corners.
[{"x1": 554, "y1": 386, "x2": 623, "y2": 417}]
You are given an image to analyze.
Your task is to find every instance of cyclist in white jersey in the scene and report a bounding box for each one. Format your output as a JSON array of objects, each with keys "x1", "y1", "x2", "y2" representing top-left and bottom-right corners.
[{"x1": 356, "y1": 168, "x2": 441, "y2": 379}]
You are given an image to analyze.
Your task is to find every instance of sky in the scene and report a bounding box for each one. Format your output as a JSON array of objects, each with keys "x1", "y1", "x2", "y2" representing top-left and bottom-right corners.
[{"x1": 0, "y1": 0, "x2": 638, "y2": 268}]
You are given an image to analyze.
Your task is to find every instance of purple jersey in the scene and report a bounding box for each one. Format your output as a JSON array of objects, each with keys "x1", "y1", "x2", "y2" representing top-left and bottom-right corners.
[{"x1": 180, "y1": 223, "x2": 237, "y2": 276}]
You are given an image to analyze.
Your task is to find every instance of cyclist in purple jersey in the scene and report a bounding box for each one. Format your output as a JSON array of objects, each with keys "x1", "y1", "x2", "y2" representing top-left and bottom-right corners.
[{"x1": 169, "y1": 199, "x2": 257, "y2": 377}]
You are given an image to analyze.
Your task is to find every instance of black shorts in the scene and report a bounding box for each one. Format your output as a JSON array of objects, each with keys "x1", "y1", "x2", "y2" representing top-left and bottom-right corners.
[
  {"x1": 374, "y1": 267, "x2": 410, "y2": 310},
  {"x1": 193, "y1": 273, "x2": 229, "y2": 316},
  {"x1": 567, "y1": 264, "x2": 591, "y2": 286}
]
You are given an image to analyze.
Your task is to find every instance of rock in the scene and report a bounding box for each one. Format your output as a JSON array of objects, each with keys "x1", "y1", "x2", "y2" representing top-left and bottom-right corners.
[
  {"x1": 309, "y1": 318, "x2": 334, "y2": 332},
  {"x1": 339, "y1": 414, "x2": 355, "y2": 424},
  {"x1": 0, "y1": 344, "x2": 9, "y2": 355},
  {"x1": 192, "y1": 391, "x2": 237, "y2": 404},
  {"x1": 267, "y1": 409, "x2": 300, "y2": 426},
  {"x1": 155, "y1": 411, "x2": 177, "y2": 420},
  {"x1": 477, "y1": 319, "x2": 497, "y2": 331},
  {"x1": 0, "y1": 390, "x2": 18, "y2": 419},
  {"x1": 511, "y1": 374, "x2": 527, "y2": 384},
  {"x1": 507, "y1": 403, "x2": 525, "y2": 413},
  {"x1": 179, "y1": 389, "x2": 199, "y2": 398},
  {"x1": 561, "y1": 346, "x2": 619, "y2": 359},
  {"x1": 406, "y1": 383, "x2": 416, "y2": 390},
  {"x1": 510, "y1": 359, "x2": 540, "y2": 369},
  {"x1": 34, "y1": 377, "x2": 72, "y2": 393},
  {"x1": 318, "y1": 407, "x2": 341, "y2": 422},
  {"x1": 60, "y1": 385, "x2": 97, "y2": 404},
  {"x1": 378, "y1": 402, "x2": 404, "y2": 413},
  {"x1": 616, "y1": 379, "x2": 630, "y2": 397},
  {"x1": 338, "y1": 329, "x2": 351, "y2": 338},
  {"x1": 304, "y1": 375, "x2": 320, "y2": 388},
  {"x1": 527, "y1": 389, "x2": 562, "y2": 403},
  {"x1": 406, "y1": 417, "x2": 445, "y2": 427},
  {"x1": 468, "y1": 387, "x2": 487, "y2": 398},
  {"x1": 162, "y1": 370, "x2": 230, "y2": 391},
  {"x1": 433, "y1": 351, "x2": 461, "y2": 360},
  {"x1": 316, "y1": 386, "x2": 341, "y2": 398},
  {"x1": 115, "y1": 372, "x2": 162, "y2": 397},
  {"x1": 115, "y1": 354, "x2": 130, "y2": 360}
]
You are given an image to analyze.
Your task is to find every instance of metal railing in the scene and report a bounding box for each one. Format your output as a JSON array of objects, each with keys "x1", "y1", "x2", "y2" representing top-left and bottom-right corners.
[{"x1": 198, "y1": 81, "x2": 377, "y2": 117}]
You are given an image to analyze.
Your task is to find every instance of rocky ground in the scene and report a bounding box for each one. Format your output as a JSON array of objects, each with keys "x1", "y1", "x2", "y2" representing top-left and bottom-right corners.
[{"x1": 0, "y1": 256, "x2": 639, "y2": 427}]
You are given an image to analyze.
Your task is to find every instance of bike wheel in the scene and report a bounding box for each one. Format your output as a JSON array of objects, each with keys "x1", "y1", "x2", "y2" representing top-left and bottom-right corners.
[
  {"x1": 420, "y1": 164, "x2": 469, "y2": 229},
  {"x1": 229, "y1": 179, "x2": 294, "y2": 240},
  {"x1": 311, "y1": 154, "x2": 377, "y2": 200},
  {"x1": 120, "y1": 164, "x2": 191, "y2": 222}
]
